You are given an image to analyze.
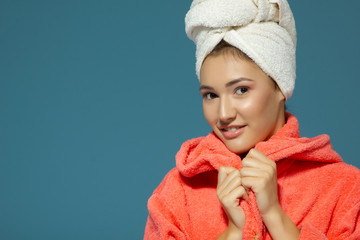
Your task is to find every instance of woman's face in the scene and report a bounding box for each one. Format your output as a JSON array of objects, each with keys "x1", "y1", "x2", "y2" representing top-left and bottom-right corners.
[{"x1": 200, "y1": 51, "x2": 285, "y2": 154}]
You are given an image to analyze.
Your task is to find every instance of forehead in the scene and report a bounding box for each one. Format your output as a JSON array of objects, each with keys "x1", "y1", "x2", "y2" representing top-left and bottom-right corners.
[{"x1": 200, "y1": 52, "x2": 272, "y2": 87}]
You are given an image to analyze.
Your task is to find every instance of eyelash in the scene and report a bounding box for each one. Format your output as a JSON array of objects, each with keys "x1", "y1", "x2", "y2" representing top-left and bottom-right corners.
[
  {"x1": 202, "y1": 92, "x2": 218, "y2": 100},
  {"x1": 235, "y1": 87, "x2": 249, "y2": 95},
  {"x1": 202, "y1": 87, "x2": 249, "y2": 100}
]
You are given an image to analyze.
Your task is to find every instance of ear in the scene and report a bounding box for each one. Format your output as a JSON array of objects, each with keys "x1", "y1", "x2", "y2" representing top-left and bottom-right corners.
[
  {"x1": 274, "y1": 84, "x2": 286, "y2": 102},
  {"x1": 277, "y1": 90, "x2": 286, "y2": 102}
]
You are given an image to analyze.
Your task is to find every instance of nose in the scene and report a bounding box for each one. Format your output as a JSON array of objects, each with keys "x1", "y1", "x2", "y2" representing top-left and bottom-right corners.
[{"x1": 219, "y1": 96, "x2": 236, "y2": 123}]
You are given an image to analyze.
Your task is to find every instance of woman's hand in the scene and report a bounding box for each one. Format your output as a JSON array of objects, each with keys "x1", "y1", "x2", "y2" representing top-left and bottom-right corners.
[
  {"x1": 240, "y1": 148, "x2": 279, "y2": 216},
  {"x1": 216, "y1": 166, "x2": 248, "y2": 239},
  {"x1": 240, "y1": 149, "x2": 300, "y2": 240}
]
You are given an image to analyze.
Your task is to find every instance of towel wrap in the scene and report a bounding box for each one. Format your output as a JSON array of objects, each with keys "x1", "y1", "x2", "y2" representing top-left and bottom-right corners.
[{"x1": 185, "y1": 0, "x2": 297, "y2": 99}]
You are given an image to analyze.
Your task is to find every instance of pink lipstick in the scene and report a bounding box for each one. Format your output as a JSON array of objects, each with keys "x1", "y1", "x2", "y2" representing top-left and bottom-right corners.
[{"x1": 219, "y1": 125, "x2": 246, "y2": 139}]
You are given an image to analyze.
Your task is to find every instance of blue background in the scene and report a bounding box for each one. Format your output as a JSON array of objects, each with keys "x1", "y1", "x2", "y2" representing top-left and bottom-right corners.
[{"x1": 1, "y1": 0, "x2": 359, "y2": 239}]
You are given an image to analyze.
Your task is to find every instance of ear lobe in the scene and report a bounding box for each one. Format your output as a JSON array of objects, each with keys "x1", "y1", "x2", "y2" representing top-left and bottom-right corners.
[{"x1": 276, "y1": 88, "x2": 286, "y2": 102}]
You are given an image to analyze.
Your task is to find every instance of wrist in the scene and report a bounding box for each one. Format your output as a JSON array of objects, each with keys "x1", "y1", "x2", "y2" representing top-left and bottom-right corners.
[
  {"x1": 261, "y1": 203, "x2": 283, "y2": 225},
  {"x1": 261, "y1": 203, "x2": 300, "y2": 240},
  {"x1": 217, "y1": 222, "x2": 242, "y2": 240},
  {"x1": 227, "y1": 221, "x2": 243, "y2": 239}
]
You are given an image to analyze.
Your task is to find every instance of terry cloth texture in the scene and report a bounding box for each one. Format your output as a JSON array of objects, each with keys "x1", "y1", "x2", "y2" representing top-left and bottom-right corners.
[
  {"x1": 185, "y1": 0, "x2": 297, "y2": 99},
  {"x1": 144, "y1": 113, "x2": 360, "y2": 239}
]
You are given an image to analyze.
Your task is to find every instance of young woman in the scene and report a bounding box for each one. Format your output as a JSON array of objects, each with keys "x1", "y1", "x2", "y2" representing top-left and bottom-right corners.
[{"x1": 144, "y1": 0, "x2": 360, "y2": 239}]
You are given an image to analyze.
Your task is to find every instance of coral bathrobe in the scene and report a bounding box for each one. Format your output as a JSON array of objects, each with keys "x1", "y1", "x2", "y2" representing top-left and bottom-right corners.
[{"x1": 144, "y1": 114, "x2": 360, "y2": 239}]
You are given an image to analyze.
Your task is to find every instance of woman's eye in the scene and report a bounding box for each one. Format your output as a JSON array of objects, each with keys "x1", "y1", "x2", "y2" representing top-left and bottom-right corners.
[
  {"x1": 203, "y1": 92, "x2": 217, "y2": 100},
  {"x1": 235, "y1": 87, "x2": 248, "y2": 95}
]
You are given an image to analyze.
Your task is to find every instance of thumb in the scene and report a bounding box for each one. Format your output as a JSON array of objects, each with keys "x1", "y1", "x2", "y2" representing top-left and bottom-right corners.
[{"x1": 218, "y1": 166, "x2": 237, "y2": 184}]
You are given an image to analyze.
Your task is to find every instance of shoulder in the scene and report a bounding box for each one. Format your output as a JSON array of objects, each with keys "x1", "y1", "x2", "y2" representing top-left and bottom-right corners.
[
  {"x1": 151, "y1": 168, "x2": 184, "y2": 196},
  {"x1": 323, "y1": 162, "x2": 360, "y2": 191},
  {"x1": 289, "y1": 160, "x2": 360, "y2": 182},
  {"x1": 147, "y1": 168, "x2": 188, "y2": 209},
  {"x1": 330, "y1": 162, "x2": 360, "y2": 178},
  {"x1": 286, "y1": 160, "x2": 360, "y2": 201},
  {"x1": 313, "y1": 161, "x2": 360, "y2": 181},
  {"x1": 146, "y1": 167, "x2": 193, "y2": 231}
]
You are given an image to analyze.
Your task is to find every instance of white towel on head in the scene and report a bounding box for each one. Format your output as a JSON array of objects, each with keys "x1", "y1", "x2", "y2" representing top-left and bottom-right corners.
[{"x1": 185, "y1": 0, "x2": 297, "y2": 99}]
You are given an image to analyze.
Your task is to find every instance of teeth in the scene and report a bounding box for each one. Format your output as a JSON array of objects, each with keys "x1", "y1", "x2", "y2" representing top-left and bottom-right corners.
[{"x1": 223, "y1": 127, "x2": 240, "y2": 131}]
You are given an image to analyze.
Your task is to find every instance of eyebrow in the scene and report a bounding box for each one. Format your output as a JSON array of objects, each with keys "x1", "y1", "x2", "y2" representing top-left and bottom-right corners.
[{"x1": 199, "y1": 78, "x2": 254, "y2": 91}]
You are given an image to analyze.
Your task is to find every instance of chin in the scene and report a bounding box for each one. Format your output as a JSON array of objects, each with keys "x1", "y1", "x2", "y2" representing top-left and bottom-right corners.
[
  {"x1": 223, "y1": 140, "x2": 253, "y2": 155},
  {"x1": 213, "y1": 131, "x2": 253, "y2": 155}
]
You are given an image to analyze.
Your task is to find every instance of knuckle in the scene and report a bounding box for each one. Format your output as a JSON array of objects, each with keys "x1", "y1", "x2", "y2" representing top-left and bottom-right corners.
[
  {"x1": 264, "y1": 171, "x2": 271, "y2": 178},
  {"x1": 222, "y1": 196, "x2": 234, "y2": 206},
  {"x1": 248, "y1": 148, "x2": 255, "y2": 154},
  {"x1": 238, "y1": 186, "x2": 246, "y2": 195},
  {"x1": 239, "y1": 168, "x2": 246, "y2": 176},
  {"x1": 234, "y1": 177, "x2": 241, "y2": 186},
  {"x1": 241, "y1": 178, "x2": 249, "y2": 187},
  {"x1": 242, "y1": 159, "x2": 249, "y2": 167},
  {"x1": 265, "y1": 166, "x2": 274, "y2": 175},
  {"x1": 270, "y1": 162, "x2": 276, "y2": 169}
]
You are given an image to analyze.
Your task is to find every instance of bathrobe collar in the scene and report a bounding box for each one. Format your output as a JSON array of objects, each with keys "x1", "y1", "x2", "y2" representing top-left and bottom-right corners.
[{"x1": 176, "y1": 113, "x2": 343, "y2": 178}]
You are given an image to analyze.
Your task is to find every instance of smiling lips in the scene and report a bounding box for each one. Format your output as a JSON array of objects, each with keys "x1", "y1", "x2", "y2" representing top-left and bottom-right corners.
[{"x1": 219, "y1": 125, "x2": 246, "y2": 139}]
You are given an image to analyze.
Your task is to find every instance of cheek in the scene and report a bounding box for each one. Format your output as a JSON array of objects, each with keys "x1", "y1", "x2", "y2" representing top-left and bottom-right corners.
[
  {"x1": 203, "y1": 103, "x2": 217, "y2": 126},
  {"x1": 234, "y1": 91, "x2": 275, "y2": 124},
  {"x1": 234, "y1": 94, "x2": 268, "y2": 117}
]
